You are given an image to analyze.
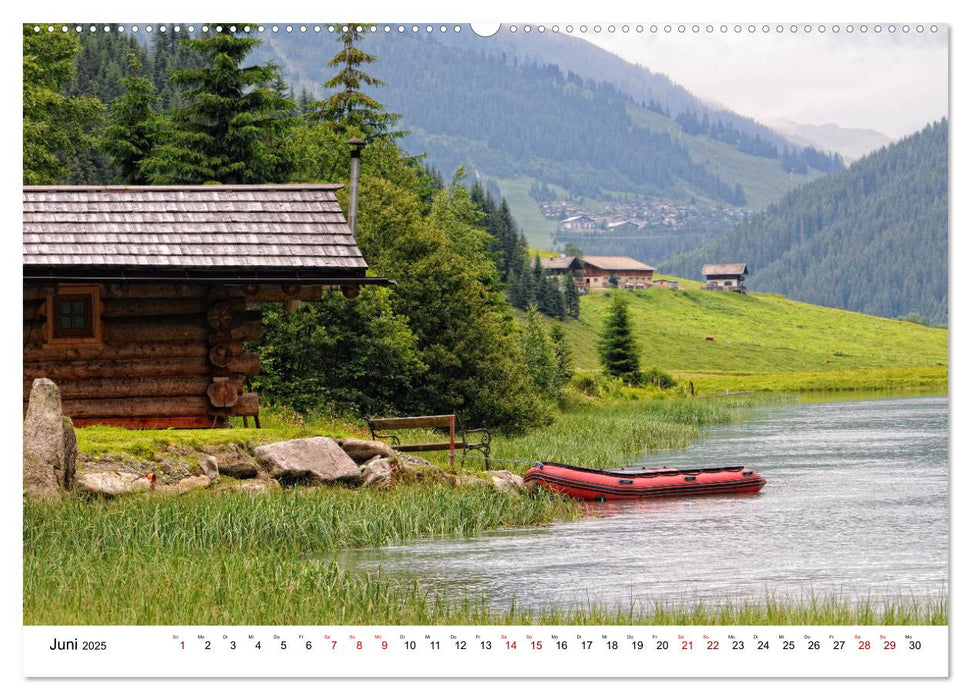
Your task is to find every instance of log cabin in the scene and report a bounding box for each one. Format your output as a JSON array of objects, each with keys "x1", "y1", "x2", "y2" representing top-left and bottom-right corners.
[{"x1": 23, "y1": 183, "x2": 391, "y2": 429}]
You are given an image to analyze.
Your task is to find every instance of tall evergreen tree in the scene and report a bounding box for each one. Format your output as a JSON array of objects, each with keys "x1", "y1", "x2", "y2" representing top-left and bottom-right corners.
[
  {"x1": 100, "y1": 53, "x2": 158, "y2": 184},
  {"x1": 519, "y1": 307, "x2": 559, "y2": 396},
  {"x1": 313, "y1": 24, "x2": 402, "y2": 141},
  {"x1": 141, "y1": 25, "x2": 296, "y2": 184},
  {"x1": 549, "y1": 323, "x2": 575, "y2": 388},
  {"x1": 23, "y1": 25, "x2": 102, "y2": 184},
  {"x1": 563, "y1": 274, "x2": 581, "y2": 319},
  {"x1": 598, "y1": 293, "x2": 644, "y2": 385},
  {"x1": 509, "y1": 265, "x2": 534, "y2": 311}
]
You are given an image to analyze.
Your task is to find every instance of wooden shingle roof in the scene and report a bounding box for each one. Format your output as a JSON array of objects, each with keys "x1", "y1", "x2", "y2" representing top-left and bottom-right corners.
[
  {"x1": 702, "y1": 263, "x2": 749, "y2": 276},
  {"x1": 23, "y1": 185, "x2": 372, "y2": 283},
  {"x1": 583, "y1": 256, "x2": 655, "y2": 272},
  {"x1": 539, "y1": 256, "x2": 582, "y2": 271}
]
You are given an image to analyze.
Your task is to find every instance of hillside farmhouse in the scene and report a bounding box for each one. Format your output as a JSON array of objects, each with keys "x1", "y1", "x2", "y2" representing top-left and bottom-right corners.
[
  {"x1": 582, "y1": 256, "x2": 655, "y2": 289},
  {"x1": 703, "y1": 263, "x2": 748, "y2": 292},
  {"x1": 23, "y1": 183, "x2": 390, "y2": 429}
]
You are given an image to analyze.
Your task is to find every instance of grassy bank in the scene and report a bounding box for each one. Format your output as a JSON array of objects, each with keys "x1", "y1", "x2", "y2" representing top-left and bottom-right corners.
[
  {"x1": 26, "y1": 392, "x2": 946, "y2": 625},
  {"x1": 24, "y1": 487, "x2": 946, "y2": 626},
  {"x1": 26, "y1": 395, "x2": 768, "y2": 625},
  {"x1": 559, "y1": 288, "x2": 948, "y2": 394},
  {"x1": 24, "y1": 485, "x2": 580, "y2": 625},
  {"x1": 685, "y1": 365, "x2": 949, "y2": 395}
]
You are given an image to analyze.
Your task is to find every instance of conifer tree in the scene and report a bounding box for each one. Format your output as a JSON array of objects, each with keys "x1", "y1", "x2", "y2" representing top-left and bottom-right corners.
[
  {"x1": 313, "y1": 24, "x2": 402, "y2": 141},
  {"x1": 549, "y1": 323, "x2": 575, "y2": 388},
  {"x1": 519, "y1": 307, "x2": 559, "y2": 396},
  {"x1": 598, "y1": 293, "x2": 644, "y2": 385},
  {"x1": 101, "y1": 53, "x2": 158, "y2": 184},
  {"x1": 509, "y1": 266, "x2": 534, "y2": 311},
  {"x1": 142, "y1": 25, "x2": 296, "y2": 184},
  {"x1": 563, "y1": 274, "x2": 581, "y2": 319}
]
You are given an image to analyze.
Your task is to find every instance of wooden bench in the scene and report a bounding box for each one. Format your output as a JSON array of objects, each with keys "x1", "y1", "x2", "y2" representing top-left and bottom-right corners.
[{"x1": 366, "y1": 414, "x2": 491, "y2": 468}]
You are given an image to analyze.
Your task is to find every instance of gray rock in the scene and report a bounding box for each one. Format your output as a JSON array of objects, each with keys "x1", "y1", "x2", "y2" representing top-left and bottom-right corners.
[
  {"x1": 157, "y1": 475, "x2": 212, "y2": 494},
  {"x1": 337, "y1": 438, "x2": 397, "y2": 464},
  {"x1": 228, "y1": 479, "x2": 281, "y2": 495},
  {"x1": 394, "y1": 453, "x2": 452, "y2": 485},
  {"x1": 23, "y1": 378, "x2": 67, "y2": 499},
  {"x1": 199, "y1": 455, "x2": 220, "y2": 483},
  {"x1": 60, "y1": 417, "x2": 78, "y2": 490},
  {"x1": 199, "y1": 444, "x2": 261, "y2": 479},
  {"x1": 485, "y1": 470, "x2": 527, "y2": 495},
  {"x1": 361, "y1": 456, "x2": 395, "y2": 489},
  {"x1": 75, "y1": 470, "x2": 154, "y2": 498},
  {"x1": 254, "y1": 437, "x2": 362, "y2": 485}
]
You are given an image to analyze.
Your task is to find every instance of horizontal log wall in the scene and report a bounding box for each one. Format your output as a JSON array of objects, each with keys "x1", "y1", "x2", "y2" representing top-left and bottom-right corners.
[{"x1": 23, "y1": 283, "x2": 271, "y2": 428}]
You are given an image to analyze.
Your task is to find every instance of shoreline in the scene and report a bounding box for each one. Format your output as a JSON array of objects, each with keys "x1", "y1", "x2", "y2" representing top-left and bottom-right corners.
[{"x1": 24, "y1": 388, "x2": 950, "y2": 626}]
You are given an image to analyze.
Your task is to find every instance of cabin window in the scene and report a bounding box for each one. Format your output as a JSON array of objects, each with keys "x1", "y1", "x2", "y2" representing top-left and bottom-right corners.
[
  {"x1": 53, "y1": 294, "x2": 93, "y2": 337},
  {"x1": 45, "y1": 284, "x2": 102, "y2": 345}
]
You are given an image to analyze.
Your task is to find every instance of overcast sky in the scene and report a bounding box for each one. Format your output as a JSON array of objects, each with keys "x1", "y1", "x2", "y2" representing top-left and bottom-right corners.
[{"x1": 581, "y1": 24, "x2": 948, "y2": 139}]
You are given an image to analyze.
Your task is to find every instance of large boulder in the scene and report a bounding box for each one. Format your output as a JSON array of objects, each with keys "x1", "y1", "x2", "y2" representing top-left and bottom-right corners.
[
  {"x1": 337, "y1": 438, "x2": 397, "y2": 464},
  {"x1": 75, "y1": 470, "x2": 154, "y2": 498},
  {"x1": 254, "y1": 437, "x2": 362, "y2": 485},
  {"x1": 23, "y1": 378, "x2": 75, "y2": 499}
]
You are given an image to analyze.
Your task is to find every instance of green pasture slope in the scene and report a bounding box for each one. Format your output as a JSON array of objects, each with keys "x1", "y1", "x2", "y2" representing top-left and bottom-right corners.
[{"x1": 561, "y1": 284, "x2": 948, "y2": 391}]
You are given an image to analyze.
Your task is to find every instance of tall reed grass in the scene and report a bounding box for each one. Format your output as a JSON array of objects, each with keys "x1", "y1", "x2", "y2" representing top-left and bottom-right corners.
[{"x1": 490, "y1": 396, "x2": 762, "y2": 470}]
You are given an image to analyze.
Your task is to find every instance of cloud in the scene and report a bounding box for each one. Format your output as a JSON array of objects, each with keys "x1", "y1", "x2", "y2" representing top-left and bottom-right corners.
[{"x1": 582, "y1": 25, "x2": 948, "y2": 138}]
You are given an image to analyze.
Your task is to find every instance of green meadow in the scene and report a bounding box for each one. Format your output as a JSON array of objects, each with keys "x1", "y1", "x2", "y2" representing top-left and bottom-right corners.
[{"x1": 558, "y1": 285, "x2": 947, "y2": 392}]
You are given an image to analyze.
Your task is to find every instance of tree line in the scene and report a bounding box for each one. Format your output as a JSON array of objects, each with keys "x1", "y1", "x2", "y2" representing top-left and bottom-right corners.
[
  {"x1": 272, "y1": 33, "x2": 751, "y2": 205},
  {"x1": 675, "y1": 108, "x2": 844, "y2": 174}
]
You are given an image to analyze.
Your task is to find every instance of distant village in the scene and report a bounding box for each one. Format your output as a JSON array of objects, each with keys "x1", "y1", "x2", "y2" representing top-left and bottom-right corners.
[{"x1": 540, "y1": 200, "x2": 751, "y2": 234}]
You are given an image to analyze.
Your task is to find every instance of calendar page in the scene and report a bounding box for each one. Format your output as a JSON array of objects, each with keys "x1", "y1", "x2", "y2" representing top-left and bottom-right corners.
[{"x1": 17, "y1": 0, "x2": 955, "y2": 686}]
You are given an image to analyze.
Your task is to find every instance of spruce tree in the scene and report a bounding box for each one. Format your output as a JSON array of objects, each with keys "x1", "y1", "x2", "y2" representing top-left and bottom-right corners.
[
  {"x1": 141, "y1": 25, "x2": 296, "y2": 184},
  {"x1": 549, "y1": 323, "x2": 574, "y2": 389},
  {"x1": 598, "y1": 294, "x2": 644, "y2": 385},
  {"x1": 563, "y1": 273, "x2": 581, "y2": 319},
  {"x1": 313, "y1": 24, "x2": 402, "y2": 141},
  {"x1": 101, "y1": 53, "x2": 158, "y2": 184}
]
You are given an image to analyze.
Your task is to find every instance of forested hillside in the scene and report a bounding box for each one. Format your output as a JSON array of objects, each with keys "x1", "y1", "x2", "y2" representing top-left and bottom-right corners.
[
  {"x1": 258, "y1": 33, "x2": 842, "y2": 207},
  {"x1": 261, "y1": 32, "x2": 745, "y2": 205},
  {"x1": 665, "y1": 119, "x2": 948, "y2": 324}
]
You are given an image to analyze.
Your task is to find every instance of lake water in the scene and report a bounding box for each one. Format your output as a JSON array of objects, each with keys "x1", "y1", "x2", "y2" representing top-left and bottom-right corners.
[{"x1": 340, "y1": 395, "x2": 949, "y2": 611}]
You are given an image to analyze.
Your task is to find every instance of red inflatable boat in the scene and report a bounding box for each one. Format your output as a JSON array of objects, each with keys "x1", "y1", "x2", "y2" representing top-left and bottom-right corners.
[{"x1": 524, "y1": 462, "x2": 766, "y2": 501}]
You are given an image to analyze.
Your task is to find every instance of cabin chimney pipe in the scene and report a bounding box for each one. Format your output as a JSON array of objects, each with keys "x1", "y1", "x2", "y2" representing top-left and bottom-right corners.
[{"x1": 346, "y1": 137, "x2": 365, "y2": 237}]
